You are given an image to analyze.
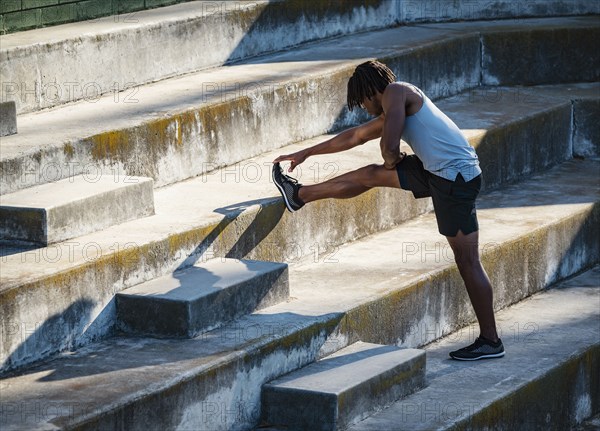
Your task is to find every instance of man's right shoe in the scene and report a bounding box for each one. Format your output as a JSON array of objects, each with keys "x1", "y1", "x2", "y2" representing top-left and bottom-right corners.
[
  {"x1": 449, "y1": 336, "x2": 505, "y2": 361},
  {"x1": 272, "y1": 163, "x2": 305, "y2": 212}
]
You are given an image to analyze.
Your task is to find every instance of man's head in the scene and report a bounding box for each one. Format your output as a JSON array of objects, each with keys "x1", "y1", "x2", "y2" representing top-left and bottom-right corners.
[{"x1": 347, "y1": 60, "x2": 396, "y2": 114}]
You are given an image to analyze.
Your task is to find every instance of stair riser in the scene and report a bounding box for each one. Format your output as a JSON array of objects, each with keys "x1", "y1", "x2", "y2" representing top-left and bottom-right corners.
[
  {"x1": 401, "y1": 1, "x2": 599, "y2": 23},
  {"x1": 0, "y1": 34, "x2": 482, "y2": 195},
  {"x1": 468, "y1": 105, "x2": 572, "y2": 190},
  {"x1": 30, "y1": 205, "x2": 599, "y2": 431},
  {"x1": 449, "y1": 345, "x2": 600, "y2": 431},
  {"x1": 0, "y1": 101, "x2": 17, "y2": 137},
  {"x1": 482, "y1": 26, "x2": 600, "y2": 86},
  {"x1": 0, "y1": 105, "x2": 581, "y2": 372},
  {"x1": 573, "y1": 99, "x2": 600, "y2": 158}
]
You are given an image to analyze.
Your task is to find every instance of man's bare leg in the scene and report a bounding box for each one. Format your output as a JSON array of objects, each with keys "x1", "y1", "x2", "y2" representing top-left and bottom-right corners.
[
  {"x1": 298, "y1": 164, "x2": 401, "y2": 203},
  {"x1": 446, "y1": 230, "x2": 499, "y2": 342}
]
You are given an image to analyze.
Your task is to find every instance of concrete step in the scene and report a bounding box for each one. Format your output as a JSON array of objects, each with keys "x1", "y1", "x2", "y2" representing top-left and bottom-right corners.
[
  {"x1": 261, "y1": 342, "x2": 425, "y2": 431},
  {"x1": 1, "y1": 17, "x2": 598, "y2": 194},
  {"x1": 1, "y1": 0, "x2": 402, "y2": 114},
  {"x1": 0, "y1": 161, "x2": 597, "y2": 430},
  {"x1": 116, "y1": 258, "x2": 289, "y2": 338},
  {"x1": 2, "y1": 2, "x2": 596, "y2": 115},
  {"x1": 349, "y1": 267, "x2": 600, "y2": 431},
  {"x1": 0, "y1": 174, "x2": 154, "y2": 245},
  {"x1": 0, "y1": 83, "x2": 596, "y2": 372}
]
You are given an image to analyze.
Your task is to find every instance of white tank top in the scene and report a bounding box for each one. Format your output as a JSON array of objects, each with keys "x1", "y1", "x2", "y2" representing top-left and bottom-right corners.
[{"x1": 399, "y1": 83, "x2": 481, "y2": 182}]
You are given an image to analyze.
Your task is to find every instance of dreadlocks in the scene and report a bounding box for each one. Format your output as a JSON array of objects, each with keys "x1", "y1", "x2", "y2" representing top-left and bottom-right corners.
[{"x1": 347, "y1": 60, "x2": 397, "y2": 111}]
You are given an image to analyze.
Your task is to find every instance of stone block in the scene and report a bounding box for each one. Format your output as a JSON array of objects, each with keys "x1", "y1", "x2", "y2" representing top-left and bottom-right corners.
[
  {"x1": 262, "y1": 342, "x2": 425, "y2": 431},
  {"x1": 116, "y1": 258, "x2": 289, "y2": 337},
  {"x1": 0, "y1": 174, "x2": 154, "y2": 245}
]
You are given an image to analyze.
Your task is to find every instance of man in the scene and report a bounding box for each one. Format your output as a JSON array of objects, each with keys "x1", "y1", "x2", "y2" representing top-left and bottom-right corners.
[{"x1": 272, "y1": 60, "x2": 504, "y2": 361}]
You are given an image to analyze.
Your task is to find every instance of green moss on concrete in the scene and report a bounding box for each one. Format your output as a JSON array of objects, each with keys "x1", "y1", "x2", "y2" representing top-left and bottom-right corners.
[{"x1": 451, "y1": 345, "x2": 600, "y2": 430}]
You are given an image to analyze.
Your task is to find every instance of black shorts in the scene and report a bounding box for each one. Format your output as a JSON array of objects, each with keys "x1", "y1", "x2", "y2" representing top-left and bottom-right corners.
[{"x1": 396, "y1": 155, "x2": 481, "y2": 237}]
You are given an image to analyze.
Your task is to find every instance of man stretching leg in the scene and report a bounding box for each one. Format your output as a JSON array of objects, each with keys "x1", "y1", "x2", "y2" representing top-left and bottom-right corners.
[{"x1": 272, "y1": 60, "x2": 504, "y2": 361}]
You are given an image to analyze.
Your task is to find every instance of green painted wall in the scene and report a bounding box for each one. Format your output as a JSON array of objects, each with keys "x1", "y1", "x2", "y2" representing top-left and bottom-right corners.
[{"x1": 1, "y1": 0, "x2": 196, "y2": 34}]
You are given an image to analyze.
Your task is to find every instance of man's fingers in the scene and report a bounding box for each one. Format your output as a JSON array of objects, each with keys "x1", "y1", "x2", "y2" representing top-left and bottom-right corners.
[{"x1": 273, "y1": 155, "x2": 290, "y2": 163}]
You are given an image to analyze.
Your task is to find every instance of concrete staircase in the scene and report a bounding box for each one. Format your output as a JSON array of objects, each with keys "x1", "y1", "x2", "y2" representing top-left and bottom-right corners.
[{"x1": 0, "y1": 1, "x2": 599, "y2": 430}]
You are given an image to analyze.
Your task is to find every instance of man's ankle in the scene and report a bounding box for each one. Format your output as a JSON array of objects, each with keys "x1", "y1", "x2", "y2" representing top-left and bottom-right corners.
[
  {"x1": 480, "y1": 334, "x2": 500, "y2": 344},
  {"x1": 297, "y1": 186, "x2": 308, "y2": 204}
]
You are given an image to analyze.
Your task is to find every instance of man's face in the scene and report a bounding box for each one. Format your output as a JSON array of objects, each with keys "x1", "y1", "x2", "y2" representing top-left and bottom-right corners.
[{"x1": 362, "y1": 96, "x2": 382, "y2": 116}]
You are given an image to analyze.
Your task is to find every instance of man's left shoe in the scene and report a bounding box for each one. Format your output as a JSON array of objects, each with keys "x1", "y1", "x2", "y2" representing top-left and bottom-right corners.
[
  {"x1": 272, "y1": 163, "x2": 305, "y2": 212},
  {"x1": 449, "y1": 336, "x2": 505, "y2": 361}
]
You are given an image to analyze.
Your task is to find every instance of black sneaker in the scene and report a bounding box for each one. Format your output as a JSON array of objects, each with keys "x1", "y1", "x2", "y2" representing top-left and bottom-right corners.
[
  {"x1": 449, "y1": 336, "x2": 505, "y2": 361},
  {"x1": 272, "y1": 163, "x2": 305, "y2": 212}
]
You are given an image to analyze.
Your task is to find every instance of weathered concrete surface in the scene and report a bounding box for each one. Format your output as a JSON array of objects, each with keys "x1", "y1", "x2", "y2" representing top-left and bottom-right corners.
[
  {"x1": 2, "y1": 1, "x2": 596, "y2": 114},
  {"x1": 399, "y1": 0, "x2": 599, "y2": 23},
  {"x1": 514, "y1": 82, "x2": 600, "y2": 158},
  {"x1": 0, "y1": 101, "x2": 17, "y2": 137},
  {"x1": 482, "y1": 24, "x2": 600, "y2": 85},
  {"x1": 116, "y1": 258, "x2": 289, "y2": 338},
  {"x1": 0, "y1": 85, "x2": 592, "y2": 372},
  {"x1": 349, "y1": 267, "x2": 600, "y2": 431},
  {"x1": 0, "y1": 174, "x2": 154, "y2": 245},
  {"x1": 0, "y1": 163, "x2": 597, "y2": 430},
  {"x1": 0, "y1": 20, "x2": 483, "y2": 195},
  {"x1": 0, "y1": 0, "x2": 401, "y2": 114},
  {"x1": 574, "y1": 99, "x2": 600, "y2": 158},
  {"x1": 575, "y1": 413, "x2": 600, "y2": 431},
  {"x1": 2, "y1": 18, "x2": 598, "y2": 195},
  {"x1": 262, "y1": 342, "x2": 425, "y2": 431},
  {"x1": 423, "y1": 16, "x2": 600, "y2": 85}
]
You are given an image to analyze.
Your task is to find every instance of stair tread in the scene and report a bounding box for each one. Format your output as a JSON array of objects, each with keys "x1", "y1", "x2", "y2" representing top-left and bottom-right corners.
[
  {"x1": 0, "y1": 1, "x2": 269, "y2": 50},
  {"x1": 263, "y1": 342, "x2": 422, "y2": 394},
  {"x1": 349, "y1": 267, "x2": 600, "y2": 430},
  {"x1": 118, "y1": 258, "x2": 287, "y2": 301},
  {"x1": 0, "y1": 158, "x2": 597, "y2": 430},
  {"x1": 2, "y1": 83, "x2": 596, "y2": 290},
  {"x1": 0, "y1": 174, "x2": 152, "y2": 208}
]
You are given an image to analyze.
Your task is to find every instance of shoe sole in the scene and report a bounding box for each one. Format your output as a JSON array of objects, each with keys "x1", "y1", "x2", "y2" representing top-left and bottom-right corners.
[
  {"x1": 272, "y1": 166, "x2": 296, "y2": 213},
  {"x1": 449, "y1": 351, "x2": 505, "y2": 361}
]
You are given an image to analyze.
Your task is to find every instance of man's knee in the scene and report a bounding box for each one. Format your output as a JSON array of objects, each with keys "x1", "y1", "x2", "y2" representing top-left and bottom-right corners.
[
  {"x1": 361, "y1": 163, "x2": 397, "y2": 188},
  {"x1": 358, "y1": 164, "x2": 381, "y2": 187}
]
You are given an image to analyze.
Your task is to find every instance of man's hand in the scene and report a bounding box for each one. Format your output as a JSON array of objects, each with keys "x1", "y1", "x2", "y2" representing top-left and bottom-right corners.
[
  {"x1": 383, "y1": 151, "x2": 407, "y2": 170},
  {"x1": 273, "y1": 149, "x2": 308, "y2": 172}
]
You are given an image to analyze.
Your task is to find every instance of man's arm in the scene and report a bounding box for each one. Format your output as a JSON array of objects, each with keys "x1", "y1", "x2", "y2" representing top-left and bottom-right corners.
[
  {"x1": 380, "y1": 84, "x2": 407, "y2": 169},
  {"x1": 273, "y1": 115, "x2": 384, "y2": 171}
]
